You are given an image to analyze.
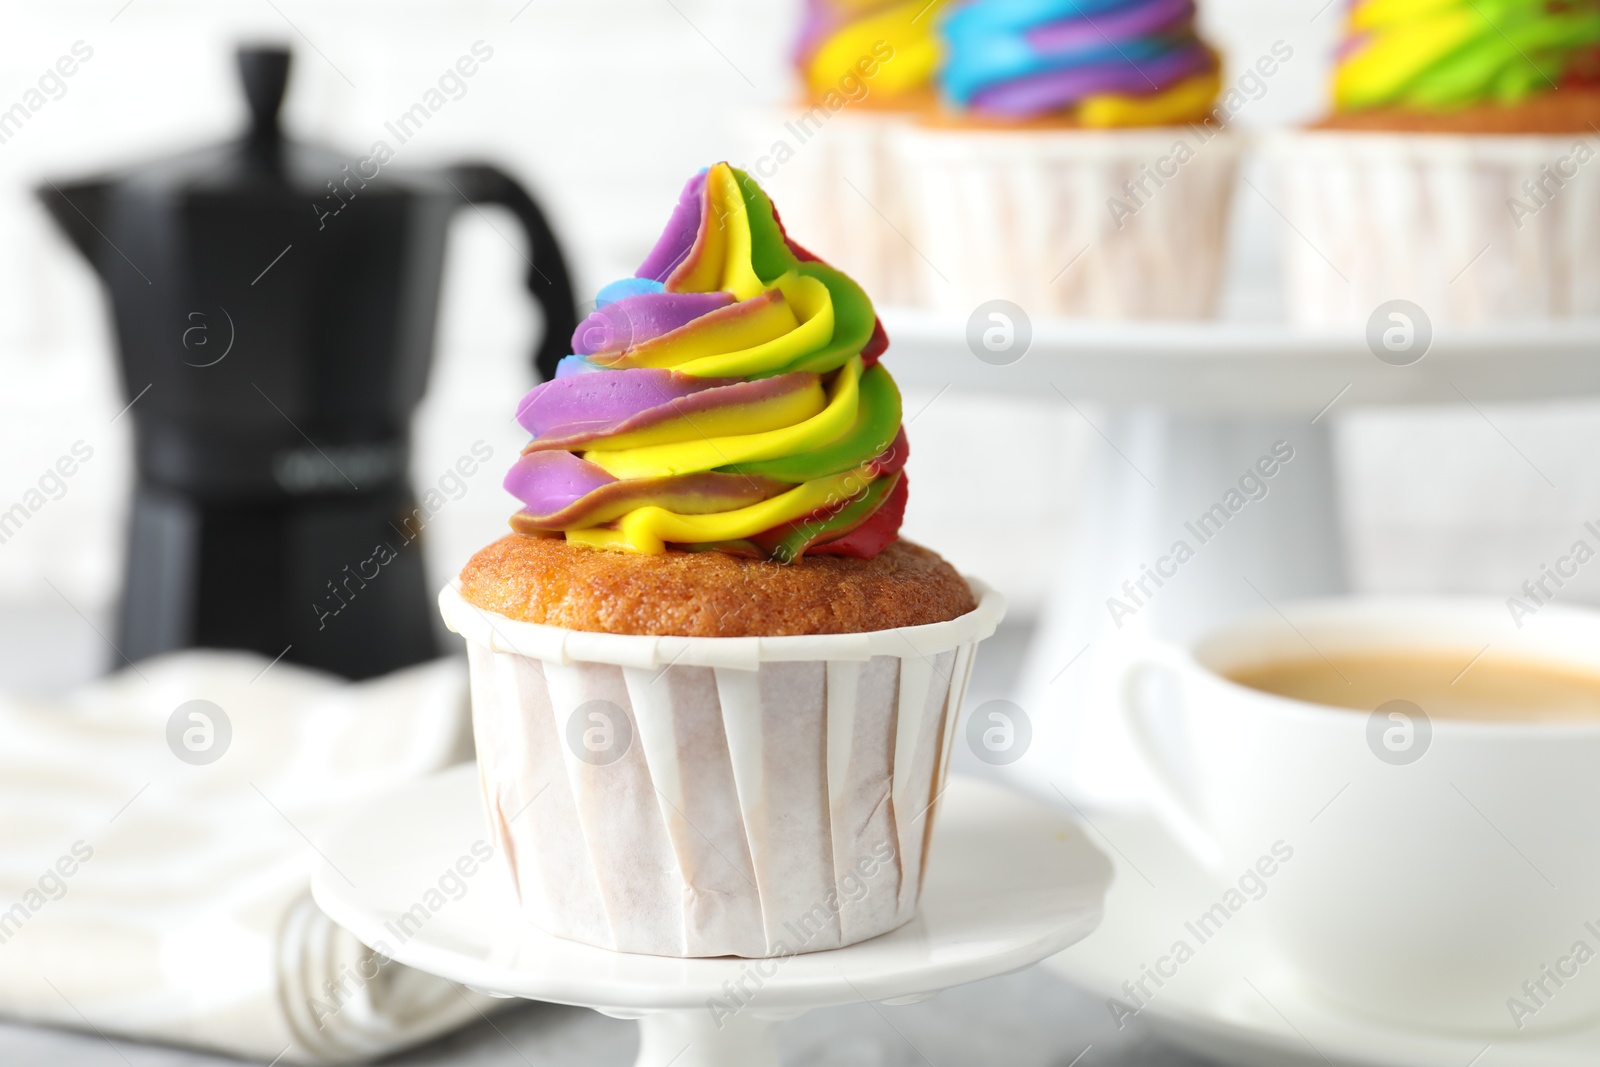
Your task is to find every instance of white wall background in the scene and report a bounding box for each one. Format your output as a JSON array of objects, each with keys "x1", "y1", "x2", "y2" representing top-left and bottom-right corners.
[{"x1": 0, "y1": 0, "x2": 1595, "y2": 690}]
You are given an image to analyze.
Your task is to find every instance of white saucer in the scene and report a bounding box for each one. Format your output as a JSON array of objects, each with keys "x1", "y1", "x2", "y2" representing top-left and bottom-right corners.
[
  {"x1": 1045, "y1": 808, "x2": 1600, "y2": 1067},
  {"x1": 312, "y1": 767, "x2": 1112, "y2": 1067}
]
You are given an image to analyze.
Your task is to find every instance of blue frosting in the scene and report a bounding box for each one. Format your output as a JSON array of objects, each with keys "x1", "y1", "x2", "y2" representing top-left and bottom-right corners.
[
  {"x1": 595, "y1": 277, "x2": 665, "y2": 308},
  {"x1": 937, "y1": 0, "x2": 1211, "y2": 118},
  {"x1": 553, "y1": 354, "x2": 604, "y2": 379}
]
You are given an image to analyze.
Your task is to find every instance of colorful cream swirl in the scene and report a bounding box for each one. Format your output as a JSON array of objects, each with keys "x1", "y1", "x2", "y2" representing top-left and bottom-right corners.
[
  {"x1": 504, "y1": 164, "x2": 907, "y2": 563},
  {"x1": 1335, "y1": 0, "x2": 1600, "y2": 111},
  {"x1": 797, "y1": 0, "x2": 947, "y2": 99},
  {"x1": 939, "y1": 0, "x2": 1223, "y2": 125}
]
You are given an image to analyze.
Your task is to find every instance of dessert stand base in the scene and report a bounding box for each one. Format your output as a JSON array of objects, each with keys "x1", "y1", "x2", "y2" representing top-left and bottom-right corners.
[
  {"x1": 1012, "y1": 409, "x2": 1348, "y2": 807},
  {"x1": 311, "y1": 767, "x2": 1112, "y2": 1067},
  {"x1": 633, "y1": 1011, "x2": 782, "y2": 1067}
]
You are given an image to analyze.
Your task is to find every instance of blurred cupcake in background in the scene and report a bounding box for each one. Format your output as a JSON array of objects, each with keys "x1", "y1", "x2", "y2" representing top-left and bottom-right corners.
[
  {"x1": 752, "y1": 0, "x2": 949, "y2": 306},
  {"x1": 894, "y1": 0, "x2": 1245, "y2": 318},
  {"x1": 1273, "y1": 0, "x2": 1600, "y2": 325}
]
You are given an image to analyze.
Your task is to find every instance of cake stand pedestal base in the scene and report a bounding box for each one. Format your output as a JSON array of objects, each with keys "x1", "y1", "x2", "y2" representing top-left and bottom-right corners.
[
  {"x1": 1013, "y1": 409, "x2": 1348, "y2": 807},
  {"x1": 632, "y1": 1010, "x2": 782, "y2": 1067}
]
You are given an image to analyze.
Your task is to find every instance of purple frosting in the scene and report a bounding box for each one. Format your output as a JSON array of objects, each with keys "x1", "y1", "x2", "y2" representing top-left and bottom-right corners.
[
  {"x1": 970, "y1": 42, "x2": 1211, "y2": 115},
  {"x1": 505, "y1": 451, "x2": 615, "y2": 516},
  {"x1": 1026, "y1": 0, "x2": 1194, "y2": 52},
  {"x1": 941, "y1": 0, "x2": 1218, "y2": 119},
  {"x1": 572, "y1": 291, "x2": 735, "y2": 355},
  {"x1": 794, "y1": 0, "x2": 834, "y2": 67},
  {"x1": 520, "y1": 372, "x2": 821, "y2": 454},
  {"x1": 516, "y1": 368, "x2": 726, "y2": 439},
  {"x1": 636, "y1": 171, "x2": 707, "y2": 283}
]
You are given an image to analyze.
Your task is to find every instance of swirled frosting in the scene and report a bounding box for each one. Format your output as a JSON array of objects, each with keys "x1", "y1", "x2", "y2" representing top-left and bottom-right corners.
[
  {"x1": 797, "y1": 0, "x2": 947, "y2": 99},
  {"x1": 939, "y1": 0, "x2": 1223, "y2": 125},
  {"x1": 504, "y1": 163, "x2": 907, "y2": 563},
  {"x1": 1335, "y1": 0, "x2": 1600, "y2": 111}
]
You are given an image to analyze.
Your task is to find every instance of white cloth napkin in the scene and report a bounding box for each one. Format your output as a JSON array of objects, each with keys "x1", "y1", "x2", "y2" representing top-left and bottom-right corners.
[{"x1": 0, "y1": 650, "x2": 502, "y2": 1064}]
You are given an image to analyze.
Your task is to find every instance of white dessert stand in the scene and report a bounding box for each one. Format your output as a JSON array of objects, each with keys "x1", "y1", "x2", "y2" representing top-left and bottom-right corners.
[
  {"x1": 310, "y1": 765, "x2": 1112, "y2": 1067},
  {"x1": 884, "y1": 312, "x2": 1600, "y2": 806}
]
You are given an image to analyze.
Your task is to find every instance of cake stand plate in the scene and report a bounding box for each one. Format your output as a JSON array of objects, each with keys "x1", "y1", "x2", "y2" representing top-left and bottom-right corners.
[
  {"x1": 879, "y1": 311, "x2": 1600, "y2": 412},
  {"x1": 881, "y1": 310, "x2": 1600, "y2": 807},
  {"x1": 310, "y1": 766, "x2": 1112, "y2": 1067}
]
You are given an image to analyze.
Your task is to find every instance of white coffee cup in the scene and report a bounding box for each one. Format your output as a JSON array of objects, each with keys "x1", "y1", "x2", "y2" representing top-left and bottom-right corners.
[{"x1": 1122, "y1": 597, "x2": 1600, "y2": 1038}]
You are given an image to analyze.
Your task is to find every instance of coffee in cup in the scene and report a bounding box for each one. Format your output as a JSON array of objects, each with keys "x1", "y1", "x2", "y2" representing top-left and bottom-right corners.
[
  {"x1": 1226, "y1": 652, "x2": 1600, "y2": 724},
  {"x1": 1123, "y1": 598, "x2": 1600, "y2": 1037}
]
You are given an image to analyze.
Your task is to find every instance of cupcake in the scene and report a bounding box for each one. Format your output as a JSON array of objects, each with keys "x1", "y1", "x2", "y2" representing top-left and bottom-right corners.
[
  {"x1": 893, "y1": 0, "x2": 1243, "y2": 317},
  {"x1": 749, "y1": 1, "x2": 949, "y2": 305},
  {"x1": 1272, "y1": 1, "x2": 1600, "y2": 325},
  {"x1": 439, "y1": 162, "x2": 1004, "y2": 958}
]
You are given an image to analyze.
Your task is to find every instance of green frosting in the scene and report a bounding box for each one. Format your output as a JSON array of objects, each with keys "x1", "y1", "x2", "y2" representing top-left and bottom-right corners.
[
  {"x1": 1337, "y1": 0, "x2": 1600, "y2": 111},
  {"x1": 721, "y1": 364, "x2": 901, "y2": 483}
]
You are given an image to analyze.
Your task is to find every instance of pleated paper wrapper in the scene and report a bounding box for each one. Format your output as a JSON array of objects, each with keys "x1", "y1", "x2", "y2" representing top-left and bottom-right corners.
[
  {"x1": 1269, "y1": 130, "x2": 1600, "y2": 326},
  {"x1": 741, "y1": 106, "x2": 920, "y2": 307},
  {"x1": 892, "y1": 125, "x2": 1241, "y2": 318},
  {"x1": 439, "y1": 580, "x2": 1004, "y2": 958}
]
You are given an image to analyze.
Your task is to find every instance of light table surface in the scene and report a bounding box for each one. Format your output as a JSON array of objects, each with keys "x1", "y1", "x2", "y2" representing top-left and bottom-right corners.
[{"x1": 0, "y1": 966, "x2": 1210, "y2": 1067}]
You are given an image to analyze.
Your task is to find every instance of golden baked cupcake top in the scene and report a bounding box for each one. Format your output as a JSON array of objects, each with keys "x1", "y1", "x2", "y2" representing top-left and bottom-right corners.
[{"x1": 458, "y1": 535, "x2": 975, "y2": 637}]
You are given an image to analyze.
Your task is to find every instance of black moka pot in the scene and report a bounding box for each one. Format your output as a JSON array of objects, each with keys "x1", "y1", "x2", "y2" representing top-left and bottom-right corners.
[{"x1": 39, "y1": 46, "x2": 577, "y2": 680}]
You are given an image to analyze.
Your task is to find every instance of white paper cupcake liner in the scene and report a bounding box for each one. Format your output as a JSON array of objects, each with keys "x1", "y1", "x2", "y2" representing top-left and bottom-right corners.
[
  {"x1": 438, "y1": 579, "x2": 1004, "y2": 958},
  {"x1": 740, "y1": 106, "x2": 919, "y2": 306},
  {"x1": 891, "y1": 124, "x2": 1241, "y2": 318},
  {"x1": 1268, "y1": 129, "x2": 1600, "y2": 326}
]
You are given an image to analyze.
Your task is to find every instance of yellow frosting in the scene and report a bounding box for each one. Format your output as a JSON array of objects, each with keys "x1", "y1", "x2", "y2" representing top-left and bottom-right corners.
[
  {"x1": 568, "y1": 465, "x2": 876, "y2": 555},
  {"x1": 1078, "y1": 67, "x2": 1225, "y2": 128},
  {"x1": 585, "y1": 356, "x2": 863, "y2": 479},
  {"x1": 804, "y1": 1, "x2": 946, "y2": 99}
]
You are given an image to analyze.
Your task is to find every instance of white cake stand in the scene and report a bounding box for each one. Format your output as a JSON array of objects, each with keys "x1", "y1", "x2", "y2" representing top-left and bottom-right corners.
[
  {"x1": 310, "y1": 765, "x2": 1112, "y2": 1067},
  {"x1": 883, "y1": 311, "x2": 1600, "y2": 806}
]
